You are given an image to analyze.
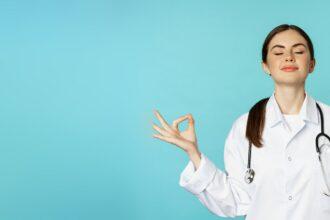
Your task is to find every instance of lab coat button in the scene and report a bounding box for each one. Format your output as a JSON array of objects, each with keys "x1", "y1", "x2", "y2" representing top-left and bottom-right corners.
[
  {"x1": 288, "y1": 156, "x2": 292, "y2": 161},
  {"x1": 288, "y1": 195, "x2": 293, "y2": 200}
]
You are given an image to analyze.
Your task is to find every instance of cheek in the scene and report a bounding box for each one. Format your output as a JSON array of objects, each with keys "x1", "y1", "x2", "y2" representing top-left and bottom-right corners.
[
  {"x1": 298, "y1": 57, "x2": 310, "y2": 68},
  {"x1": 267, "y1": 57, "x2": 281, "y2": 69}
]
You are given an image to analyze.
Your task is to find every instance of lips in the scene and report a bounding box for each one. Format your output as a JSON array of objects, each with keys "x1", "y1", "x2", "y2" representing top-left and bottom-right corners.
[{"x1": 281, "y1": 66, "x2": 299, "y2": 72}]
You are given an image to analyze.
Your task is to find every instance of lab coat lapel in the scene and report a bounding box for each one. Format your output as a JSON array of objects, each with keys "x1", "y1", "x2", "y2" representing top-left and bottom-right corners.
[{"x1": 265, "y1": 91, "x2": 319, "y2": 149}]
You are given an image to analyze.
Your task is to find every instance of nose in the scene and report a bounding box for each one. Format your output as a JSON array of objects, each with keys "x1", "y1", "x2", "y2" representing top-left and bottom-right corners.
[{"x1": 285, "y1": 53, "x2": 295, "y2": 62}]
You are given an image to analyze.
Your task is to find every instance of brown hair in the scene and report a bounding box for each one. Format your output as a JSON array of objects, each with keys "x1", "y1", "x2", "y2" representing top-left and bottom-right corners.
[{"x1": 246, "y1": 24, "x2": 315, "y2": 148}]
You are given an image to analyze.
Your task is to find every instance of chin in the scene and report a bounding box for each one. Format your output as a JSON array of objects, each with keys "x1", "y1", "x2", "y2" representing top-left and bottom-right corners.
[{"x1": 275, "y1": 78, "x2": 307, "y2": 86}]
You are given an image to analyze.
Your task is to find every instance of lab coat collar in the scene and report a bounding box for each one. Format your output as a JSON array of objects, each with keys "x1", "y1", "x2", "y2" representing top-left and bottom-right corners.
[{"x1": 265, "y1": 91, "x2": 319, "y2": 128}]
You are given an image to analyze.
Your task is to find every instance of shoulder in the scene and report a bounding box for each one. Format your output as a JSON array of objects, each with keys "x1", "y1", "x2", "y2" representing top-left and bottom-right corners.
[
  {"x1": 228, "y1": 112, "x2": 249, "y2": 141},
  {"x1": 224, "y1": 112, "x2": 250, "y2": 161},
  {"x1": 315, "y1": 99, "x2": 330, "y2": 112},
  {"x1": 233, "y1": 112, "x2": 249, "y2": 130},
  {"x1": 314, "y1": 99, "x2": 330, "y2": 124}
]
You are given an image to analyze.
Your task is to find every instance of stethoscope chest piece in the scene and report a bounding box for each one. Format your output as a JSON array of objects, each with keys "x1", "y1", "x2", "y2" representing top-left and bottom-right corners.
[{"x1": 245, "y1": 168, "x2": 255, "y2": 184}]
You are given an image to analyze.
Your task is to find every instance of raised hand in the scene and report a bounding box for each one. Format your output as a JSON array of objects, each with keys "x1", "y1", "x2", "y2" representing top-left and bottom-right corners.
[{"x1": 151, "y1": 109, "x2": 199, "y2": 154}]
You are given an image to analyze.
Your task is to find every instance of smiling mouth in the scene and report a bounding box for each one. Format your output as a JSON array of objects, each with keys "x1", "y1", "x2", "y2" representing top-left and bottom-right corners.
[{"x1": 281, "y1": 67, "x2": 299, "y2": 72}]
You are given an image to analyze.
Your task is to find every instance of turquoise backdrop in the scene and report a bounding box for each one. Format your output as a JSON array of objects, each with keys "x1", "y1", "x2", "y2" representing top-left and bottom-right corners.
[{"x1": 0, "y1": 0, "x2": 329, "y2": 219}]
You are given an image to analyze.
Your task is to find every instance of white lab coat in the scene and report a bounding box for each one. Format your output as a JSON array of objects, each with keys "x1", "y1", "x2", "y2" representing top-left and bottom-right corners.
[{"x1": 179, "y1": 91, "x2": 330, "y2": 220}]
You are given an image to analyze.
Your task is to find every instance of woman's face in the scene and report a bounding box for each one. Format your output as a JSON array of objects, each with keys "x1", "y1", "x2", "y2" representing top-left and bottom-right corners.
[{"x1": 262, "y1": 29, "x2": 316, "y2": 86}]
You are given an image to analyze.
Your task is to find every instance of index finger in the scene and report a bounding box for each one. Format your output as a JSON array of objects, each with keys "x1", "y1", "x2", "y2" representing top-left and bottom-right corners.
[
  {"x1": 153, "y1": 109, "x2": 172, "y2": 131},
  {"x1": 172, "y1": 115, "x2": 190, "y2": 131}
]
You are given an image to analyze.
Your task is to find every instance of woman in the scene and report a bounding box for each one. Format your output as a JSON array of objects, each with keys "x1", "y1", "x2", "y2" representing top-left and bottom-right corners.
[{"x1": 151, "y1": 24, "x2": 330, "y2": 220}]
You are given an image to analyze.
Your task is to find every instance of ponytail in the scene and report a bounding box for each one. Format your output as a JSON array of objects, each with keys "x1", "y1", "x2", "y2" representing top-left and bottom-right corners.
[{"x1": 245, "y1": 97, "x2": 270, "y2": 148}]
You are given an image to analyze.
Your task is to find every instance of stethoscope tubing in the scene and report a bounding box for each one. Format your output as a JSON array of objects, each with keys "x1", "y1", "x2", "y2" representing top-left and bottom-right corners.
[{"x1": 245, "y1": 102, "x2": 330, "y2": 196}]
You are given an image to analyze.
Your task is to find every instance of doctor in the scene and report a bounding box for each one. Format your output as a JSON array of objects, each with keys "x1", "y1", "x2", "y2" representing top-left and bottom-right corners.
[{"x1": 151, "y1": 24, "x2": 330, "y2": 220}]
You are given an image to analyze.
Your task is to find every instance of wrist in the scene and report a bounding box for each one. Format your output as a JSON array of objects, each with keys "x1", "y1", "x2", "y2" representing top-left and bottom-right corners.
[
  {"x1": 187, "y1": 148, "x2": 201, "y2": 158},
  {"x1": 187, "y1": 149, "x2": 202, "y2": 171}
]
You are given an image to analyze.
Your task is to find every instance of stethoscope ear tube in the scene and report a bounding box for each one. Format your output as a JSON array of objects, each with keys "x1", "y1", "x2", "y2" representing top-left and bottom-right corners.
[
  {"x1": 315, "y1": 102, "x2": 330, "y2": 155},
  {"x1": 319, "y1": 155, "x2": 330, "y2": 196},
  {"x1": 315, "y1": 103, "x2": 330, "y2": 196},
  {"x1": 315, "y1": 104, "x2": 330, "y2": 196}
]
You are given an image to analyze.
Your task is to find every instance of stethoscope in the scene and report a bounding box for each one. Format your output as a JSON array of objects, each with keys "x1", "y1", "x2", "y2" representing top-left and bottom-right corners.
[{"x1": 244, "y1": 102, "x2": 330, "y2": 196}]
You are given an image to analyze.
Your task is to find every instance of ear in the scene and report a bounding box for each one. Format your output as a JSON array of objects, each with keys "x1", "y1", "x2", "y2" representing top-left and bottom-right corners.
[
  {"x1": 308, "y1": 59, "x2": 316, "y2": 73},
  {"x1": 261, "y1": 61, "x2": 271, "y2": 75}
]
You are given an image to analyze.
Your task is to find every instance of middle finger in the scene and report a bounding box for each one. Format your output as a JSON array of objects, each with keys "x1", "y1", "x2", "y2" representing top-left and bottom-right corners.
[{"x1": 153, "y1": 110, "x2": 173, "y2": 132}]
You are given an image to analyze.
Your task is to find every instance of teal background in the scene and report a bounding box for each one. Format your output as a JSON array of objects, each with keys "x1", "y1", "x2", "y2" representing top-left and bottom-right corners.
[{"x1": 0, "y1": 0, "x2": 329, "y2": 219}]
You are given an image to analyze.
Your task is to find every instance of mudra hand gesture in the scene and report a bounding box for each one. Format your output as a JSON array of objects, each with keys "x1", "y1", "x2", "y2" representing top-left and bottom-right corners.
[{"x1": 151, "y1": 110, "x2": 200, "y2": 155}]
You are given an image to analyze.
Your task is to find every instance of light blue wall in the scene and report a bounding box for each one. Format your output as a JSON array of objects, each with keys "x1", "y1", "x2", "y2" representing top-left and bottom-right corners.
[{"x1": 0, "y1": 0, "x2": 329, "y2": 219}]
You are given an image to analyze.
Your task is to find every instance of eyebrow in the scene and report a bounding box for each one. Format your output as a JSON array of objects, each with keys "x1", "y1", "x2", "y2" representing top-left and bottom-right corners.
[{"x1": 270, "y1": 43, "x2": 307, "y2": 51}]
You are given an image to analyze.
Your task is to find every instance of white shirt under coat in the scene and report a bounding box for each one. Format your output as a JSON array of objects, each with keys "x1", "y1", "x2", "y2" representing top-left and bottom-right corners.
[{"x1": 179, "y1": 91, "x2": 330, "y2": 220}]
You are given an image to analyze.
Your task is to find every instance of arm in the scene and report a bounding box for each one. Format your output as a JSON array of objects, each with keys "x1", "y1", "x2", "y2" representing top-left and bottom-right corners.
[{"x1": 179, "y1": 118, "x2": 254, "y2": 217}]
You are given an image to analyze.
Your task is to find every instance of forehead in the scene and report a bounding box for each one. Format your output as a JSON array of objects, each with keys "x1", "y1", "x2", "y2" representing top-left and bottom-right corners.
[{"x1": 268, "y1": 29, "x2": 308, "y2": 49}]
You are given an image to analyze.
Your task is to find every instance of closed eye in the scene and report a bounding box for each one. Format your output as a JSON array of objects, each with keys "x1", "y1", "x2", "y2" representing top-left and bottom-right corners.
[{"x1": 274, "y1": 51, "x2": 304, "y2": 55}]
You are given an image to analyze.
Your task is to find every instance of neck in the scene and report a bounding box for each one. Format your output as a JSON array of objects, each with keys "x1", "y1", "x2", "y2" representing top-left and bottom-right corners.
[{"x1": 274, "y1": 85, "x2": 306, "y2": 115}]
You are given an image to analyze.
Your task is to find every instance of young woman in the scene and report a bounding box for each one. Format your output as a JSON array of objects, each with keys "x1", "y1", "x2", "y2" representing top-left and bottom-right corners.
[{"x1": 151, "y1": 24, "x2": 330, "y2": 220}]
